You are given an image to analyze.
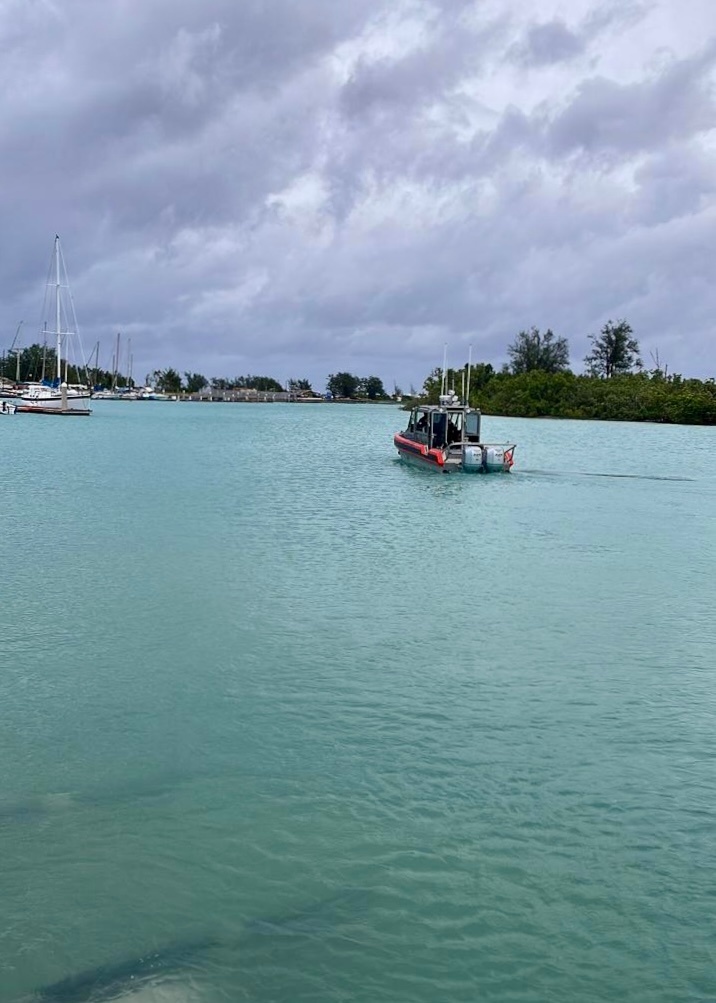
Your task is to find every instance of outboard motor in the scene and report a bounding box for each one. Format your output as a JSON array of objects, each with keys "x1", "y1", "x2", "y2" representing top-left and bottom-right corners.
[
  {"x1": 463, "y1": 445, "x2": 484, "y2": 472},
  {"x1": 484, "y1": 447, "x2": 507, "y2": 471}
]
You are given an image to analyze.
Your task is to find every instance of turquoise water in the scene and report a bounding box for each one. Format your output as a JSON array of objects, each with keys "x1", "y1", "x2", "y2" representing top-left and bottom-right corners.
[{"x1": 1, "y1": 403, "x2": 715, "y2": 1003}]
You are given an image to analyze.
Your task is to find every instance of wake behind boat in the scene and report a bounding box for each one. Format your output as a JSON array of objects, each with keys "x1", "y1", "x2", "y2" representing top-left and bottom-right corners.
[{"x1": 14, "y1": 236, "x2": 91, "y2": 416}]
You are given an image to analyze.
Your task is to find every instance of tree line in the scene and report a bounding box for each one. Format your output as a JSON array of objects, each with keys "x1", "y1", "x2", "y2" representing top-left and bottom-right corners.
[
  {"x1": 0, "y1": 344, "x2": 96, "y2": 387},
  {"x1": 0, "y1": 347, "x2": 391, "y2": 401},
  {"x1": 155, "y1": 372, "x2": 388, "y2": 397},
  {"x1": 420, "y1": 321, "x2": 716, "y2": 425}
]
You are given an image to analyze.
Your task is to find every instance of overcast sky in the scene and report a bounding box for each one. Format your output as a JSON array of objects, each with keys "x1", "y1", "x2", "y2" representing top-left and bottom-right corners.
[{"x1": 1, "y1": 0, "x2": 714, "y2": 389}]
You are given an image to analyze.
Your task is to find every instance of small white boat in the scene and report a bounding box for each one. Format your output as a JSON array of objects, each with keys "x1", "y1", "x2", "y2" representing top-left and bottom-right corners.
[{"x1": 0, "y1": 401, "x2": 16, "y2": 415}]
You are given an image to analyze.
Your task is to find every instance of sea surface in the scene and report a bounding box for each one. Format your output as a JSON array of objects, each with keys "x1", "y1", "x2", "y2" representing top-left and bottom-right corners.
[{"x1": 1, "y1": 403, "x2": 715, "y2": 1003}]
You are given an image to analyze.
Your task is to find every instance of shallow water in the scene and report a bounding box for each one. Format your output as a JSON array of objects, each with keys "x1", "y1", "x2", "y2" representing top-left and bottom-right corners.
[{"x1": 1, "y1": 403, "x2": 715, "y2": 1002}]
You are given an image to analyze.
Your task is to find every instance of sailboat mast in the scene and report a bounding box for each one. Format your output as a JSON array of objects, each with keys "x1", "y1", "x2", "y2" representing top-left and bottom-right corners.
[
  {"x1": 112, "y1": 332, "x2": 120, "y2": 390},
  {"x1": 41, "y1": 323, "x2": 47, "y2": 381},
  {"x1": 55, "y1": 235, "x2": 62, "y2": 382},
  {"x1": 10, "y1": 321, "x2": 23, "y2": 382}
]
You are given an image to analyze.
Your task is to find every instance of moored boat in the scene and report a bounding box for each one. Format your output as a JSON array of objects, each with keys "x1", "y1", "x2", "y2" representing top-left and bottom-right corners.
[{"x1": 13, "y1": 236, "x2": 91, "y2": 415}]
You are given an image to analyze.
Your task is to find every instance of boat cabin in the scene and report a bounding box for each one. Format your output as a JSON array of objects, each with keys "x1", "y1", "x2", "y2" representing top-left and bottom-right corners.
[{"x1": 402, "y1": 400, "x2": 482, "y2": 451}]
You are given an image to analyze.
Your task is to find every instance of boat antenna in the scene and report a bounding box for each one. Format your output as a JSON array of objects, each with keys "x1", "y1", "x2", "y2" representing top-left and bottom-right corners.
[
  {"x1": 466, "y1": 344, "x2": 472, "y2": 406},
  {"x1": 441, "y1": 343, "x2": 447, "y2": 397}
]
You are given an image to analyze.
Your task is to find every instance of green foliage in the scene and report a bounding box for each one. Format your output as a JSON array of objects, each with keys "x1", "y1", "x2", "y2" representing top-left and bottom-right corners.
[
  {"x1": 413, "y1": 318, "x2": 716, "y2": 424},
  {"x1": 507, "y1": 327, "x2": 569, "y2": 374},
  {"x1": 184, "y1": 372, "x2": 207, "y2": 393},
  {"x1": 0, "y1": 342, "x2": 117, "y2": 386},
  {"x1": 585, "y1": 320, "x2": 642, "y2": 378},
  {"x1": 470, "y1": 363, "x2": 495, "y2": 390},
  {"x1": 155, "y1": 367, "x2": 183, "y2": 394},
  {"x1": 327, "y1": 372, "x2": 360, "y2": 398},
  {"x1": 232, "y1": 375, "x2": 284, "y2": 392},
  {"x1": 450, "y1": 367, "x2": 716, "y2": 425},
  {"x1": 359, "y1": 375, "x2": 387, "y2": 399},
  {"x1": 422, "y1": 364, "x2": 493, "y2": 403},
  {"x1": 325, "y1": 372, "x2": 388, "y2": 399},
  {"x1": 288, "y1": 378, "x2": 314, "y2": 393}
]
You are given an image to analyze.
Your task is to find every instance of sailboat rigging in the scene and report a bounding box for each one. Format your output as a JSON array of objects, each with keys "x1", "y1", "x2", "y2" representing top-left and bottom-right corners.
[{"x1": 14, "y1": 236, "x2": 91, "y2": 415}]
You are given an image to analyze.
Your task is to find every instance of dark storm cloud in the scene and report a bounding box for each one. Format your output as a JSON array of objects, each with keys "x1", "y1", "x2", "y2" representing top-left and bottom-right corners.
[{"x1": 0, "y1": 0, "x2": 714, "y2": 388}]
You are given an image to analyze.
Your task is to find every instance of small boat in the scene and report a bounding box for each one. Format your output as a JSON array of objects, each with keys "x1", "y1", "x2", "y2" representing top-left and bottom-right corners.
[
  {"x1": 394, "y1": 390, "x2": 515, "y2": 472},
  {"x1": 0, "y1": 401, "x2": 16, "y2": 415},
  {"x1": 14, "y1": 383, "x2": 91, "y2": 415},
  {"x1": 13, "y1": 236, "x2": 91, "y2": 416},
  {"x1": 394, "y1": 389, "x2": 516, "y2": 472}
]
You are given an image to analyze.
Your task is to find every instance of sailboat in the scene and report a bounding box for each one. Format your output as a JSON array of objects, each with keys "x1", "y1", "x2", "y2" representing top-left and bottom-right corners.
[{"x1": 14, "y1": 236, "x2": 91, "y2": 415}]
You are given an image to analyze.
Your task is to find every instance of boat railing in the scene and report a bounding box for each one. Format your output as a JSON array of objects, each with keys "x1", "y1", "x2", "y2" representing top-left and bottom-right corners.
[{"x1": 446, "y1": 440, "x2": 516, "y2": 449}]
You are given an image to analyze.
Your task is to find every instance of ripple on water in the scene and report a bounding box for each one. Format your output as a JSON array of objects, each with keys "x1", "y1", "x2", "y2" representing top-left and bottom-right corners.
[{"x1": 1, "y1": 406, "x2": 715, "y2": 1002}]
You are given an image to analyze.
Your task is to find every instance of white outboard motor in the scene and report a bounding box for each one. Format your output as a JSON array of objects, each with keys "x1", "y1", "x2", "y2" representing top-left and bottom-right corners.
[
  {"x1": 463, "y1": 445, "x2": 484, "y2": 472},
  {"x1": 484, "y1": 447, "x2": 507, "y2": 471}
]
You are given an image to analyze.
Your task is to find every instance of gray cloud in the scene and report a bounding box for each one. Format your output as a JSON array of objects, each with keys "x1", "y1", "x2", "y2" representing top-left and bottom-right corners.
[
  {"x1": 512, "y1": 20, "x2": 585, "y2": 67},
  {"x1": 511, "y1": 2, "x2": 652, "y2": 68},
  {"x1": 1, "y1": 0, "x2": 715, "y2": 390},
  {"x1": 548, "y1": 42, "x2": 716, "y2": 158}
]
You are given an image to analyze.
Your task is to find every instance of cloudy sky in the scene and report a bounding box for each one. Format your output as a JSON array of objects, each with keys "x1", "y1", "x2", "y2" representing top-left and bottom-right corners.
[{"x1": 1, "y1": 0, "x2": 714, "y2": 389}]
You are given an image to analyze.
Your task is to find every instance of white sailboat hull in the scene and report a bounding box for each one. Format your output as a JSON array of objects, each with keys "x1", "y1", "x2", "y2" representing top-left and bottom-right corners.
[{"x1": 15, "y1": 391, "x2": 91, "y2": 413}]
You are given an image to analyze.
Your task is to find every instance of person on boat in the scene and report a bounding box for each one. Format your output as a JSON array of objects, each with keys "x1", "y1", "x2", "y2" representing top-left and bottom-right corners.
[
  {"x1": 431, "y1": 414, "x2": 446, "y2": 448},
  {"x1": 447, "y1": 418, "x2": 461, "y2": 443}
]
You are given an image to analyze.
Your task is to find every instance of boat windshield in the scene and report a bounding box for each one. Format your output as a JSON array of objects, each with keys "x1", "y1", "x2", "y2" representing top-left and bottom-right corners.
[
  {"x1": 465, "y1": 411, "x2": 481, "y2": 440},
  {"x1": 447, "y1": 412, "x2": 463, "y2": 443},
  {"x1": 431, "y1": 413, "x2": 447, "y2": 448},
  {"x1": 406, "y1": 408, "x2": 429, "y2": 443}
]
